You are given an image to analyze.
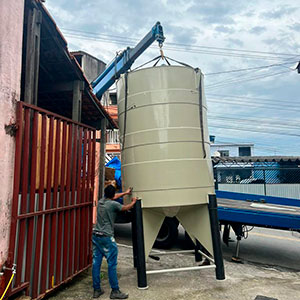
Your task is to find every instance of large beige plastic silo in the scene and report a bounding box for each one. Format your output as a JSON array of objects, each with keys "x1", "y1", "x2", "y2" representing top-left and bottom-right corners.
[{"x1": 117, "y1": 65, "x2": 214, "y2": 259}]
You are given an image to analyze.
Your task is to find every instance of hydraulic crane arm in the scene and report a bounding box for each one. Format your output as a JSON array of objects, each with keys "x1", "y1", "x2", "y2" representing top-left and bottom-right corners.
[{"x1": 92, "y1": 21, "x2": 165, "y2": 98}]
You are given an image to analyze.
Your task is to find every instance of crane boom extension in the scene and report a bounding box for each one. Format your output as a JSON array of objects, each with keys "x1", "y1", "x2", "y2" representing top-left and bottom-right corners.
[{"x1": 92, "y1": 21, "x2": 165, "y2": 98}]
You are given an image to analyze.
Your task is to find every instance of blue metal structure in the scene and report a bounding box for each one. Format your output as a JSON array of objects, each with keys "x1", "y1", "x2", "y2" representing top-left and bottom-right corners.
[
  {"x1": 92, "y1": 21, "x2": 165, "y2": 98},
  {"x1": 216, "y1": 190, "x2": 300, "y2": 230}
]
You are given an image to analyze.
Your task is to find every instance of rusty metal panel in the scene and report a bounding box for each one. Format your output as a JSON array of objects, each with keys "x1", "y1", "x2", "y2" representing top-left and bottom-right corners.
[{"x1": 6, "y1": 102, "x2": 96, "y2": 299}]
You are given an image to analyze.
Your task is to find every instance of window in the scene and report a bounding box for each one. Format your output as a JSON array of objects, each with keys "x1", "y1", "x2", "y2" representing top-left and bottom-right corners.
[
  {"x1": 239, "y1": 146, "x2": 251, "y2": 156},
  {"x1": 110, "y1": 94, "x2": 117, "y2": 105},
  {"x1": 219, "y1": 150, "x2": 229, "y2": 157}
]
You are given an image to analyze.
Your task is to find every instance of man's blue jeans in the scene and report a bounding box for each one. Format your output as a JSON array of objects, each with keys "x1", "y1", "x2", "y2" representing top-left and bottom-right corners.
[{"x1": 92, "y1": 234, "x2": 119, "y2": 291}]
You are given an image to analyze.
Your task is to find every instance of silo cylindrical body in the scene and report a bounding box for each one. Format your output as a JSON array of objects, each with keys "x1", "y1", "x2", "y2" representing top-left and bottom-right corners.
[{"x1": 116, "y1": 66, "x2": 214, "y2": 208}]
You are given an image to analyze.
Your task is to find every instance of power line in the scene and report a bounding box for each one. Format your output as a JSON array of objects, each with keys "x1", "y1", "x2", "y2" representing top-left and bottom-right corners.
[
  {"x1": 206, "y1": 70, "x2": 292, "y2": 89},
  {"x1": 62, "y1": 31, "x2": 298, "y2": 62},
  {"x1": 206, "y1": 93, "x2": 300, "y2": 104},
  {"x1": 208, "y1": 124, "x2": 300, "y2": 138},
  {"x1": 209, "y1": 119, "x2": 300, "y2": 131},
  {"x1": 61, "y1": 27, "x2": 300, "y2": 57},
  {"x1": 208, "y1": 115, "x2": 300, "y2": 129},
  {"x1": 206, "y1": 94, "x2": 300, "y2": 109},
  {"x1": 205, "y1": 60, "x2": 298, "y2": 75},
  {"x1": 207, "y1": 99, "x2": 300, "y2": 113}
]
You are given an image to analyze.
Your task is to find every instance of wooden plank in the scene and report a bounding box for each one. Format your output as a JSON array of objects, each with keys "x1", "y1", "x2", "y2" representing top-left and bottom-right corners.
[
  {"x1": 24, "y1": 7, "x2": 42, "y2": 105},
  {"x1": 72, "y1": 80, "x2": 83, "y2": 122}
]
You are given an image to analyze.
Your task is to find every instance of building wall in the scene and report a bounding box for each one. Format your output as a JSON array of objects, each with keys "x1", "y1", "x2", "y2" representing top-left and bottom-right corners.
[
  {"x1": 211, "y1": 144, "x2": 254, "y2": 157},
  {"x1": 81, "y1": 54, "x2": 106, "y2": 83},
  {"x1": 0, "y1": 0, "x2": 24, "y2": 268}
]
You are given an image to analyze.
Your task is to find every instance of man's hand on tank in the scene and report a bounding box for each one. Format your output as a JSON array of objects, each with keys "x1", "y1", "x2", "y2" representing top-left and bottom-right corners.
[
  {"x1": 132, "y1": 197, "x2": 138, "y2": 203},
  {"x1": 126, "y1": 187, "x2": 133, "y2": 195}
]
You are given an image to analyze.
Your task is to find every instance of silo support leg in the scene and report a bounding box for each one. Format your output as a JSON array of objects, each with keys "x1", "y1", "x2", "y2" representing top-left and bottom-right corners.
[
  {"x1": 131, "y1": 207, "x2": 138, "y2": 268},
  {"x1": 208, "y1": 194, "x2": 225, "y2": 280},
  {"x1": 134, "y1": 200, "x2": 148, "y2": 289},
  {"x1": 194, "y1": 240, "x2": 202, "y2": 262}
]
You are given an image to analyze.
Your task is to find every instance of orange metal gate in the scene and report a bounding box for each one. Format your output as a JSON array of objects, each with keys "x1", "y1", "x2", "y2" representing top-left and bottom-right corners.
[{"x1": 6, "y1": 102, "x2": 96, "y2": 299}]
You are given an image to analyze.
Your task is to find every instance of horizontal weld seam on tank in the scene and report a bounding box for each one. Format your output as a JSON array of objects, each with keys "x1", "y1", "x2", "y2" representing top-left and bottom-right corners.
[
  {"x1": 118, "y1": 102, "x2": 208, "y2": 116},
  {"x1": 118, "y1": 88, "x2": 201, "y2": 103},
  {"x1": 122, "y1": 140, "x2": 211, "y2": 150},
  {"x1": 123, "y1": 127, "x2": 207, "y2": 136},
  {"x1": 129, "y1": 186, "x2": 213, "y2": 193},
  {"x1": 122, "y1": 158, "x2": 208, "y2": 167}
]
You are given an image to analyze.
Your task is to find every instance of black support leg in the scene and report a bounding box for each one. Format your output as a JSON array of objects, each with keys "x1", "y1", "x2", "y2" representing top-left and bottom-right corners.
[
  {"x1": 194, "y1": 240, "x2": 202, "y2": 262},
  {"x1": 208, "y1": 194, "x2": 225, "y2": 280},
  {"x1": 131, "y1": 208, "x2": 137, "y2": 268},
  {"x1": 134, "y1": 200, "x2": 148, "y2": 289}
]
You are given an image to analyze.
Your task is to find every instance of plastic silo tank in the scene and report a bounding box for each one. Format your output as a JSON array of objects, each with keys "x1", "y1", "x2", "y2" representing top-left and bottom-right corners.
[{"x1": 117, "y1": 65, "x2": 215, "y2": 258}]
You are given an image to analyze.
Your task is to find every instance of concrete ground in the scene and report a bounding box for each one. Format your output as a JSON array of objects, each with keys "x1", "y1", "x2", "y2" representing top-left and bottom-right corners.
[{"x1": 47, "y1": 242, "x2": 300, "y2": 300}]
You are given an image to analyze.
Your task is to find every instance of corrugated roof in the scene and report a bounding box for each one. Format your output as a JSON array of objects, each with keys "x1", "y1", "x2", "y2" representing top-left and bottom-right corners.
[
  {"x1": 33, "y1": 0, "x2": 117, "y2": 129},
  {"x1": 212, "y1": 156, "x2": 300, "y2": 164}
]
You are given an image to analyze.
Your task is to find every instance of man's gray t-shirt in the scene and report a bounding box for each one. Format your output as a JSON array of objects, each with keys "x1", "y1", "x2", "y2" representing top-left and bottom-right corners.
[{"x1": 94, "y1": 197, "x2": 123, "y2": 237}]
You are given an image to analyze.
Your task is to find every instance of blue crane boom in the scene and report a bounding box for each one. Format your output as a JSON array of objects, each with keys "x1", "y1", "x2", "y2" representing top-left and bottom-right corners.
[{"x1": 92, "y1": 21, "x2": 165, "y2": 99}]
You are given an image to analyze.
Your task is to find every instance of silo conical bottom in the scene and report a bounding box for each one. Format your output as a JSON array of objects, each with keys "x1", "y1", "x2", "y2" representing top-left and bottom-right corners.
[
  {"x1": 142, "y1": 208, "x2": 165, "y2": 260},
  {"x1": 142, "y1": 204, "x2": 213, "y2": 261},
  {"x1": 176, "y1": 204, "x2": 213, "y2": 255}
]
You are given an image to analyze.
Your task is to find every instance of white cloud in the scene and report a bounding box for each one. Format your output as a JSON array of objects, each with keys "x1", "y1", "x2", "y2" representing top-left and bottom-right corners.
[{"x1": 44, "y1": 0, "x2": 300, "y2": 156}]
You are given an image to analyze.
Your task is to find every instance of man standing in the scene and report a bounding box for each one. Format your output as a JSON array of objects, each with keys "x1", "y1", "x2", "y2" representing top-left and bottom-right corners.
[{"x1": 92, "y1": 185, "x2": 137, "y2": 299}]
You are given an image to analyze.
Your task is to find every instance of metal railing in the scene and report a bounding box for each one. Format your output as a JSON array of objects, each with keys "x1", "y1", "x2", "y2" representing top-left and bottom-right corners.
[
  {"x1": 214, "y1": 167, "x2": 300, "y2": 198},
  {"x1": 106, "y1": 129, "x2": 120, "y2": 144}
]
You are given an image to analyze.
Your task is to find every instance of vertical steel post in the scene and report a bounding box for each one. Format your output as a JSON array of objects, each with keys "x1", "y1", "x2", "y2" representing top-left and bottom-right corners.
[
  {"x1": 40, "y1": 115, "x2": 54, "y2": 294},
  {"x1": 208, "y1": 194, "x2": 225, "y2": 280},
  {"x1": 133, "y1": 200, "x2": 147, "y2": 289}
]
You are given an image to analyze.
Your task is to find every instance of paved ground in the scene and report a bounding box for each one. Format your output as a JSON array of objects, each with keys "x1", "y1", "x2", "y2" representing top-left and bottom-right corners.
[{"x1": 46, "y1": 226, "x2": 300, "y2": 300}]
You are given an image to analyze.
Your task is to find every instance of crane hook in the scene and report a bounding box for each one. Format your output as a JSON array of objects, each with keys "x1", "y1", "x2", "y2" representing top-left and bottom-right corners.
[{"x1": 159, "y1": 44, "x2": 165, "y2": 60}]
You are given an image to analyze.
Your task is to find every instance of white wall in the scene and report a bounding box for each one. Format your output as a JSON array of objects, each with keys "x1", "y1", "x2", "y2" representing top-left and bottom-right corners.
[
  {"x1": 211, "y1": 144, "x2": 254, "y2": 156},
  {"x1": 0, "y1": 0, "x2": 24, "y2": 268}
]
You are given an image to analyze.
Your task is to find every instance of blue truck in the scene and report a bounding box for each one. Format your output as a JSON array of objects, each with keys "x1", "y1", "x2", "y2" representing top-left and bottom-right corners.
[{"x1": 216, "y1": 189, "x2": 300, "y2": 261}]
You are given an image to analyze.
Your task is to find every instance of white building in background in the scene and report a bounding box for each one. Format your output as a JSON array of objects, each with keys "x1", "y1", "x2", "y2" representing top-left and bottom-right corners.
[{"x1": 209, "y1": 136, "x2": 254, "y2": 157}]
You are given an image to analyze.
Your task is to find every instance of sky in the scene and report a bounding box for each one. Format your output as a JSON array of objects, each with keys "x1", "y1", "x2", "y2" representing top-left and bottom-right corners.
[{"x1": 45, "y1": 0, "x2": 300, "y2": 156}]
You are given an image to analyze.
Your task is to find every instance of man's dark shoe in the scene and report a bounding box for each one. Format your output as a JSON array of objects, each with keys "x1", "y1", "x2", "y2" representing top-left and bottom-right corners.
[
  {"x1": 110, "y1": 289, "x2": 128, "y2": 299},
  {"x1": 93, "y1": 288, "x2": 104, "y2": 298}
]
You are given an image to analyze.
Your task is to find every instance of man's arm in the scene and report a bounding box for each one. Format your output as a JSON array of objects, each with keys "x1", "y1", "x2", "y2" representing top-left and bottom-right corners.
[
  {"x1": 113, "y1": 187, "x2": 132, "y2": 200},
  {"x1": 121, "y1": 197, "x2": 138, "y2": 211}
]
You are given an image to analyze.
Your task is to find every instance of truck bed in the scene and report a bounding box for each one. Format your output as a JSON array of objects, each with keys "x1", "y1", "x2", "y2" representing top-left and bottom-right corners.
[{"x1": 216, "y1": 190, "x2": 300, "y2": 230}]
